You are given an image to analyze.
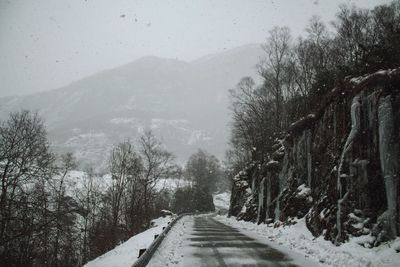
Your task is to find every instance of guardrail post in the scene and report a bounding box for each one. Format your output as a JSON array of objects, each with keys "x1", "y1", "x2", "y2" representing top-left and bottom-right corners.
[
  {"x1": 138, "y1": 248, "x2": 146, "y2": 258},
  {"x1": 132, "y1": 212, "x2": 203, "y2": 267}
]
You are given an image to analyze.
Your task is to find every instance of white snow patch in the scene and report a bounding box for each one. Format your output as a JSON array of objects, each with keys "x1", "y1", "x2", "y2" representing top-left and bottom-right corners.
[
  {"x1": 147, "y1": 216, "x2": 193, "y2": 267},
  {"x1": 296, "y1": 184, "x2": 311, "y2": 198},
  {"x1": 153, "y1": 178, "x2": 191, "y2": 192},
  {"x1": 65, "y1": 132, "x2": 108, "y2": 147},
  {"x1": 213, "y1": 191, "x2": 231, "y2": 210},
  {"x1": 186, "y1": 130, "x2": 211, "y2": 145},
  {"x1": 110, "y1": 117, "x2": 137, "y2": 125},
  {"x1": 150, "y1": 118, "x2": 188, "y2": 130}
]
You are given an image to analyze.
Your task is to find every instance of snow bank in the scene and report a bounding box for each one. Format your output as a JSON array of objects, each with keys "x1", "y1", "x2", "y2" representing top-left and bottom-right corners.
[
  {"x1": 147, "y1": 216, "x2": 193, "y2": 267},
  {"x1": 216, "y1": 215, "x2": 400, "y2": 267},
  {"x1": 83, "y1": 216, "x2": 173, "y2": 267}
]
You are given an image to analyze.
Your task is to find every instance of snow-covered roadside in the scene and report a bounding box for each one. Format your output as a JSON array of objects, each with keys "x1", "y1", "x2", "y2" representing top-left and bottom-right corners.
[
  {"x1": 83, "y1": 216, "x2": 174, "y2": 267},
  {"x1": 216, "y1": 215, "x2": 400, "y2": 267},
  {"x1": 147, "y1": 216, "x2": 193, "y2": 267}
]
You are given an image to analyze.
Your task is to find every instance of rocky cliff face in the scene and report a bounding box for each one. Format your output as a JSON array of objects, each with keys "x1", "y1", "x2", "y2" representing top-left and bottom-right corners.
[{"x1": 229, "y1": 69, "x2": 400, "y2": 245}]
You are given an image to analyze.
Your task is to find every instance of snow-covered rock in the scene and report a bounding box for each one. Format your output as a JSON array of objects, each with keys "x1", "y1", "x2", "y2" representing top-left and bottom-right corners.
[{"x1": 229, "y1": 68, "x2": 400, "y2": 246}]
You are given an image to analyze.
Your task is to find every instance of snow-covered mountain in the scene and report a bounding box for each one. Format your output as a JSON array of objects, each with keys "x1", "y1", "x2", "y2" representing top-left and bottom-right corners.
[{"x1": 0, "y1": 44, "x2": 263, "y2": 169}]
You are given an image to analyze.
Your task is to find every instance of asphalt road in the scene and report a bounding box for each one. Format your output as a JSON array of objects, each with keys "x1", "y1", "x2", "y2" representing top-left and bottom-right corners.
[{"x1": 181, "y1": 215, "x2": 307, "y2": 267}]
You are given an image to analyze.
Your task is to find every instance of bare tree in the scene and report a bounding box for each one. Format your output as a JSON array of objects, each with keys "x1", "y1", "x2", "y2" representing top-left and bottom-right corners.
[
  {"x1": 51, "y1": 153, "x2": 77, "y2": 267},
  {"x1": 73, "y1": 166, "x2": 103, "y2": 264},
  {"x1": 139, "y1": 131, "x2": 177, "y2": 227},
  {"x1": 229, "y1": 76, "x2": 275, "y2": 164},
  {"x1": 294, "y1": 16, "x2": 331, "y2": 97},
  {"x1": 0, "y1": 111, "x2": 55, "y2": 265},
  {"x1": 258, "y1": 26, "x2": 294, "y2": 131},
  {"x1": 109, "y1": 140, "x2": 141, "y2": 243}
]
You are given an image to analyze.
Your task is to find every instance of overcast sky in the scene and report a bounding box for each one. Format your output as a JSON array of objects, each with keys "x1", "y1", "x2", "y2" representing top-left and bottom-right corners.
[{"x1": 0, "y1": 0, "x2": 389, "y2": 97}]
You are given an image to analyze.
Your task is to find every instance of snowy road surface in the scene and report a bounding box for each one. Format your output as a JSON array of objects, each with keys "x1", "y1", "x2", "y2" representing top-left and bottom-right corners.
[{"x1": 148, "y1": 214, "x2": 321, "y2": 267}]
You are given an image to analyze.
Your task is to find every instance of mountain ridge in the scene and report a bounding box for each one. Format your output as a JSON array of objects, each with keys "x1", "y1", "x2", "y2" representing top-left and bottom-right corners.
[{"x1": 0, "y1": 44, "x2": 264, "y2": 169}]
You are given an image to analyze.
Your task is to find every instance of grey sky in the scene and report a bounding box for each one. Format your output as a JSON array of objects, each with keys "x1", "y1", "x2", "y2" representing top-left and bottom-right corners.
[{"x1": 0, "y1": 0, "x2": 389, "y2": 97}]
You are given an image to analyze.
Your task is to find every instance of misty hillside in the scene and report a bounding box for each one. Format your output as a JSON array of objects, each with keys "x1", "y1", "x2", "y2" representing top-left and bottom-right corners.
[{"x1": 0, "y1": 44, "x2": 263, "y2": 168}]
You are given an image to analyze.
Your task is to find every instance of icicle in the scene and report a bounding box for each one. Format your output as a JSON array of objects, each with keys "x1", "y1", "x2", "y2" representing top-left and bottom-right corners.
[
  {"x1": 257, "y1": 177, "x2": 265, "y2": 223},
  {"x1": 335, "y1": 95, "x2": 361, "y2": 245},
  {"x1": 353, "y1": 158, "x2": 369, "y2": 207},
  {"x1": 334, "y1": 109, "x2": 337, "y2": 142},
  {"x1": 306, "y1": 130, "x2": 312, "y2": 187},
  {"x1": 279, "y1": 153, "x2": 289, "y2": 189},
  {"x1": 275, "y1": 153, "x2": 289, "y2": 221},
  {"x1": 378, "y1": 95, "x2": 399, "y2": 238},
  {"x1": 266, "y1": 175, "x2": 271, "y2": 219},
  {"x1": 251, "y1": 173, "x2": 256, "y2": 192},
  {"x1": 274, "y1": 193, "x2": 280, "y2": 221},
  {"x1": 354, "y1": 159, "x2": 369, "y2": 185}
]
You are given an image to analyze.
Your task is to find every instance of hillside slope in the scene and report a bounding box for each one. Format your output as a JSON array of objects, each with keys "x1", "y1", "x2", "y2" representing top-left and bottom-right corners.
[{"x1": 0, "y1": 44, "x2": 263, "y2": 168}]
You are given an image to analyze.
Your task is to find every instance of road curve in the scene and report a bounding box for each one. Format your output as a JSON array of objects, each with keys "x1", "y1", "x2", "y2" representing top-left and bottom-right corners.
[{"x1": 148, "y1": 214, "x2": 321, "y2": 267}]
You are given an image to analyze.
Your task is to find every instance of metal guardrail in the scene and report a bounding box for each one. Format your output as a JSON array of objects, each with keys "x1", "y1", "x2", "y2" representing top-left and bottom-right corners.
[
  {"x1": 131, "y1": 213, "x2": 188, "y2": 267},
  {"x1": 132, "y1": 212, "x2": 213, "y2": 267}
]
